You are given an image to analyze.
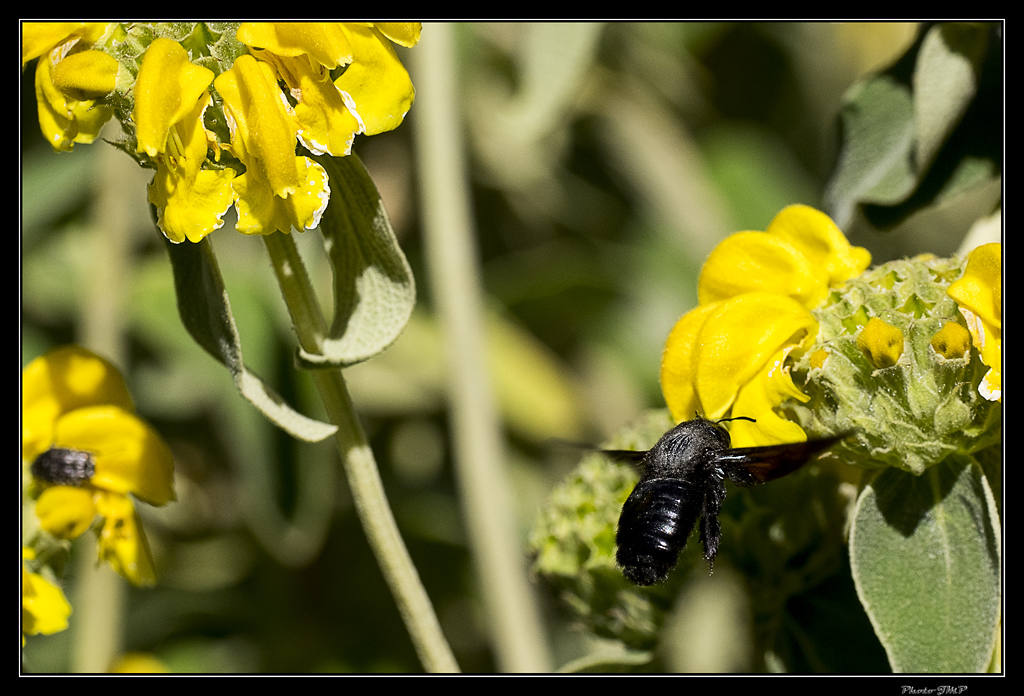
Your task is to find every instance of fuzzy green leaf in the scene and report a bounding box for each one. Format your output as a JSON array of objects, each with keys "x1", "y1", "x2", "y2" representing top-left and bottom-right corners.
[
  {"x1": 296, "y1": 154, "x2": 415, "y2": 369},
  {"x1": 163, "y1": 233, "x2": 337, "y2": 442},
  {"x1": 914, "y1": 23, "x2": 990, "y2": 172},
  {"x1": 849, "y1": 455, "x2": 1000, "y2": 673},
  {"x1": 826, "y1": 22, "x2": 1000, "y2": 230},
  {"x1": 824, "y1": 74, "x2": 916, "y2": 228}
]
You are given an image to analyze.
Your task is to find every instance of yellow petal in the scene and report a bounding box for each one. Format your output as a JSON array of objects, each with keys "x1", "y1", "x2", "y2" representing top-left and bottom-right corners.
[
  {"x1": 253, "y1": 49, "x2": 360, "y2": 156},
  {"x1": 948, "y1": 243, "x2": 1001, "y2": 330},
  {"x1": 728, "y1": 345, "x2": 809, "y2": 448},
  {"x1": 22, "y1": 22, "x2": 108, "y2": 65},
  {"x1": 238, "y1": 22, "x2": 354, "y2": 68},
  {"x1": 232, "y1": 155, "x2": 330, "y2": 236},
  {"x1": 22, "y1": 564, "x2": 72, "y2": 636},
  {"x1": 698, "y1": 231, "x2": 828, "y2": 309},
  {"x1": 215, "y1": 55, "x2": 303, "y2": 197},
  {"x1": 374, "y1": 23, "x2": 423, "y2": 48},
  {"x1": 53, "y1": 405, "x2": 175, "y2": 506},
  {"x1": 150, "y1": 165, "x2": 237, "y2": 243},
  {"x1": 765, "y1": 204, "x2": 871, "y2": 286},
  {"x1": 33, "y1": 52, "x2": 112, "y2": 152},
  {"x1": 94, "y1": 492, "x2": 157, "y2": 587},
  {"x1": 146, "y1": 90, "x2": 236, "y2": 244},
  {"x1": 334, "y1": 25, "x2": 415, "y2": 136},
  {"x1": 50, "y1": 49, "x2": 117, "y2": 99},
  {"x1": 22, "y1": 346, "x2": 133, "y2": 461},
  {"x1": 35, "y1": 485, "x2": 96, "y2": 539},
  {"x1": 694, "y1": 293, "x2": 818, "y2": 419},
  {"x1": 134, "y1": 38, "x2": 215, "y2": 159},
  {"x1": 979, "y1": 364, "x2": 1001, "y2": 402},
  {"x1": 960, "y1": 306, "x2": 1001, "y2": 402},
  {"x1": 949, "y1": 244, "x2": 1001, "y2": 402},
  {"x1": 23, "y1": 22, "x2": 87, "y2": 65},
  {"x1": 660, "y1": 303, "x2": 720, "y2": 423}
]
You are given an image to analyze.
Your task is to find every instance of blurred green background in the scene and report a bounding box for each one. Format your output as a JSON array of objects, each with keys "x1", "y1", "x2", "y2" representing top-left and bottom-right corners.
[{"x1": 21, "y1": 22, "x2": 998, "y2": 673}]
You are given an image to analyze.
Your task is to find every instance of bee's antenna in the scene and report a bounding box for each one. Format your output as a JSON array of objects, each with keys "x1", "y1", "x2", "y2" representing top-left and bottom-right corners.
[{"x1": 717, "y1": 415, "x2": 756, "y2": 424}]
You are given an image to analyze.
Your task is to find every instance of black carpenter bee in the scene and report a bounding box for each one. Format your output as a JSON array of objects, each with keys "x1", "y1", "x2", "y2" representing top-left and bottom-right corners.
[{"x1": 604, "y1": 415, "x2": 845, "y2": 586}]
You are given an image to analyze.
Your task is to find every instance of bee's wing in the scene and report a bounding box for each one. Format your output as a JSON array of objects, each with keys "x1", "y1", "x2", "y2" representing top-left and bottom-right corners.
[
  {"x1": 715, "y1": 434, "x2": 848, "y2": 485},
  {"x1": 548, "y1": 439, "x2": 649, "y2": 471},
  {"x1": 600, "y1": 449, "x2": 648, "y2": 471}
]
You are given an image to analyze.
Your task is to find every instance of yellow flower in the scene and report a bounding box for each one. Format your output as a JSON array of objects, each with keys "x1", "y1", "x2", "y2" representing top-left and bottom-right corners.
[
  {"x1": 214, "y1": 54, "x2": 330, "y2": 236},
  {"x1": 661, "y1": 205, "x2": 871, "y2": 446},
  {"x1": 24, "y1": 22, "x2": 116, "y2": 152},
  {"x1": 237, "y1": 22, "x2": 420, "y2": 155},
  {"x1": 22, "y1": 549, "x2": 71, "y2": 639},
  {"x1": 135, "y1": 38, "x2": 236, "y2": 243},
  {"x1": 23, "y1": 346, "x2": 175, "y2": 586},
  {"x1": 948, "y1": 243, "x2": 1001, "y2": 401}
]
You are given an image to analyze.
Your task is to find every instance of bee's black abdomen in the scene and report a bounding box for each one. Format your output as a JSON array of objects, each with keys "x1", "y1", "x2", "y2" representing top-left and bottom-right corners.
[
  {"x1": 616, "y1": 478, "x2": 701, "y2": 586},
  {"x1": 31, "y1": 447, "x2": 95, "y2": 486}
]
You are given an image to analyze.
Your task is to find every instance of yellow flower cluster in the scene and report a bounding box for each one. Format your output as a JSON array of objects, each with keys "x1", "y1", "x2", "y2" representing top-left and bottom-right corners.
[
  {"x1": 22, "y1": 22, "x2": 421, "y2": 244},
  {"x1": 660, "y1": 205, "x2": 872, "y2": 447},
  {"x1": 23, "y1": 346, "x2": 175, "y2": 588}
]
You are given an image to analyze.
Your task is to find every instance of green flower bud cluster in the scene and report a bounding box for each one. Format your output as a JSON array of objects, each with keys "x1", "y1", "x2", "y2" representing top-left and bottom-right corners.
[
  {"x1": 787, "y1": 254, "x2": 1001, "y2": 475},
  {"x1": 528, "y1": 410, "x2": 680, "y2": 649}
]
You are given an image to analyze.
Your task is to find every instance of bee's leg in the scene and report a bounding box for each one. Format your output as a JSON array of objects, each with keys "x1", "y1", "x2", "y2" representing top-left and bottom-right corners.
[{"x1": 699, "y1": 479, "x2": 726, "y2": 572}]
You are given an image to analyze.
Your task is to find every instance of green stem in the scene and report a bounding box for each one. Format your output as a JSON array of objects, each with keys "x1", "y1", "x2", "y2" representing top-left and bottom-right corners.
[
  {"x1": 72, "y1": 124, "x2": 137, "y2": 673},
  {"x1": 262, "y1": 231, "x2": 459, "y2": 674}
]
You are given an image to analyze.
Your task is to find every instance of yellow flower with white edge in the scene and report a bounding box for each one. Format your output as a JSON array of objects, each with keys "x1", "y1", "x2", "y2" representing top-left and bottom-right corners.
[
  {"x1": 237, "y1": 22, "x2": 420, "y2": 156},
  {"x1": 948, "y1": 243, "x2": 1001, "y2": 402},
  {"x1": 23, "y1": 346, "x2": 175, "y2": 587},
  {"x1": 330, "y1": 23, "x2": 419, "y2": 137},
  {"x1": 23, "y1": 22, "x2": 117, "y2": 152},
  {"x1": 22, "y1": 548, "x2": 71, "y2": 639},
  {"x1": 135, "y1": 38, "x2": 236, "y2": 243},
  {"x1": 661, "y1": 205, "x2": 871, "y2": 447},
  {"x1": 214, "y1": 54, "x2": 330, "y2": 236}
]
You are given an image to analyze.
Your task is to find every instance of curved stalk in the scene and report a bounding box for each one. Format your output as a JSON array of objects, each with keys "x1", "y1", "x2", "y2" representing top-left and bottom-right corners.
[
  {"x1": 72, "y1": 127, "x2": 138, "y2": 673},
  {"x1": 262, "y1": 231, "x2": 459, "y2": 674}
]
